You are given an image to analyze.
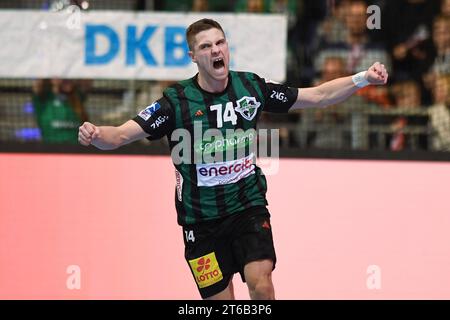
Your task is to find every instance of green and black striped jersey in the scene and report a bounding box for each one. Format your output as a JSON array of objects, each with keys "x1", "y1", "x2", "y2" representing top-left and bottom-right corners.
[{"x1": 133, "y1": 71, "x2": 298, "y2": 226}]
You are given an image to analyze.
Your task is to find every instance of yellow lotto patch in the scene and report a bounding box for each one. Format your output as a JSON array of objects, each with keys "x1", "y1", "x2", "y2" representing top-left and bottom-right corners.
[{"x1": 188, "y1": 252, "x2": 223, "y2": 288}]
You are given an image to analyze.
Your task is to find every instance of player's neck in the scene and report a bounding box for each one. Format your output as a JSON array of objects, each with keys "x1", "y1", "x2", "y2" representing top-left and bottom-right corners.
[{"x1": 197, "y1": 71, "x2": 228, "y2": 93}]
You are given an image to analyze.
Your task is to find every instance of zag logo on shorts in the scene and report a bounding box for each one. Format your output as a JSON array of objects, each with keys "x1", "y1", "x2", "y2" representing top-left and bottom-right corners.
[{"x1": 188, "y1": 252, "x2": 223, "y2": 288}]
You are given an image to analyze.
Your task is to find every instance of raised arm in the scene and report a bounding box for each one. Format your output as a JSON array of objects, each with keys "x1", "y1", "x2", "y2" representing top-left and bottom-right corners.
[
  {"x1": 290, "y1": 62, "x2": 388, "y2": 110},
  {"x1": 78, "y1": 120, "x2": 149, "y2": 150}
]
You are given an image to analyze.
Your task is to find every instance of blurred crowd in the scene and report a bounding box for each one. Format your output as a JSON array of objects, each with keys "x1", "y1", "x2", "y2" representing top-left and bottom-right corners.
[
  {"x1": 3, "y1": 0, "x2": 449, "y2": 151},
  {"x1": 154, "y1": 0, "x2": 450, "y2": 151}
]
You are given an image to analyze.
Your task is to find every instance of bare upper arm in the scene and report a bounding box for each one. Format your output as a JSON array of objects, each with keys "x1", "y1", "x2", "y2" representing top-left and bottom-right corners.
[
  {"x1": 118, "y1": 120, "x2": 150, "y2": 145},
  {"x1": 290, "y1": 87, "x2": 324, "y2": 110}
]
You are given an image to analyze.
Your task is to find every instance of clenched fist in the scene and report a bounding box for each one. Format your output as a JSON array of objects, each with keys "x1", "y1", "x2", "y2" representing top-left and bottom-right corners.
[
  {"x1": 78, "y1": 122, "x2": 100, "y2": 146},
  {"x1": 366, "y1": 62, "x2": 388, "y2": 85}
]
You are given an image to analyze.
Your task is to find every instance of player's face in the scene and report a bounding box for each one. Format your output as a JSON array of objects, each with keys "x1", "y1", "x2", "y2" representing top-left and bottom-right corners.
[{"x1": 189, "y1": 28, "x2": 230, "y2": 81}]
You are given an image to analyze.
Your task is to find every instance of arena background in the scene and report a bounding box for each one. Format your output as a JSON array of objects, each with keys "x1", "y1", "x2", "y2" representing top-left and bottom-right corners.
[{"x1": 1, "y1": 0, "x2": 450, "y2": 299}]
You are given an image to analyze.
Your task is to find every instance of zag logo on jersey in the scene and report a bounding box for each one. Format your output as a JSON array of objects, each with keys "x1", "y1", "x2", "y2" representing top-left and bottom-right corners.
[{"x1": 235, "y1": 96, "x2": 261, "y2": 121}]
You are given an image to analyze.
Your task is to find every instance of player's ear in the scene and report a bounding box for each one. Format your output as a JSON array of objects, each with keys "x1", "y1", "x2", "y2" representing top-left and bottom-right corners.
[{"x1": 189, "y1": 50, "x2": 197, "y2": 63}]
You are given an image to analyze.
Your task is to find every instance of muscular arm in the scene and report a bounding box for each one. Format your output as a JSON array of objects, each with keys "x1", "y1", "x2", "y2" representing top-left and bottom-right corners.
[
  {"x1": 290, "y1": 62, "x2": 388, "y2": 110},
  {"x1": 291, "y1": 76, "x2": 358, "y2": 110},
  {"x1": 79, "y1": 120, "x2": 149, "y2": 150},
  {"x1": 79, "y1": 98, "x2": 173, "y2": 149}
]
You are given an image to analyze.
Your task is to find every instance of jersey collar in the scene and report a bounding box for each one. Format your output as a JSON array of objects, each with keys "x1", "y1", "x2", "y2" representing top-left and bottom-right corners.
[{"x1": 193, "y1": 72, "x2": 232, "y2": 96}]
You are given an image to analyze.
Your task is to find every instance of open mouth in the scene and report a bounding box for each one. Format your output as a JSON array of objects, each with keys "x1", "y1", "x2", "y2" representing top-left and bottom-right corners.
[{"x1": 213, "y1": 57, "x2": 225, "y2": 70}]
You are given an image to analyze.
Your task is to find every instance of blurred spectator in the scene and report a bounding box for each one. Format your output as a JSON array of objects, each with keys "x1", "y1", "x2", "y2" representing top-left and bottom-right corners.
[
  {"x1": 430, "y1": 16, "x2": 450, "y2": 75},
  {"x1": 308, "y1": 56, "x2": 349, "y2": 149},
  {"x1": 234, "y1": 0, "x2": 265, "y2": 12},
  {"x1": 429, "y1": 74, "x2": 450, "y2": 150},
  {"x1": 192, "y1": 0, "x2": 209, "y2": 12},
  {"x1": 32, "y1": 79, "x2": 89, "y2": 144},
  {"x1": 315, "y1": 0, "x2": 391, "y2": 75},
  {"x1": 288, "y1": 0, "x2": 328, "y2": 85},
  {"x1": 383, "y1": 0, "x2": 439, "y2": 82},
  {"x1": 234, "y1": 0, "x2": 297, "y2": 16},
  {"x1": 247, "y1": 0, "x2": 264, "y2": 12},
  {"x1": 315, "y1": 0, "x2": 350, "y2": 46},
  {"x1": 391, "y1": 80, "x2": 422, "y2": 109},
  {"x1": 389, "y1": 80, "x2": 423, "y2": 150},
  {"x1": 441, "y1": 0, "x2": 450, "y2": 18},
  {"x1": 318, "y1": 56, "x2": 348, "y2": 82},
  {"x1": 345, "y1": 0, "x2": 368, "y2": 45},
  {"x1": 269, "y1": 0, "x2": 296, "y2": 15},
  {"x1": 355, "y1": 85, "x2": 391, "y2": 109},
  {"x1": 30, "y1": 1, "x2": 90, "y2": 143},
  {"x1": 423, "y1": 15, "x2": 450, "y2": 98}
]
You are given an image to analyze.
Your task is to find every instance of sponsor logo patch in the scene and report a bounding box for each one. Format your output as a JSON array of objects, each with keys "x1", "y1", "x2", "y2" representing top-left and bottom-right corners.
[
  {"x1": 270, "y1": 90, "x2": 288, "y2": 103},
  {"x1": 189, "y1": 252, "x2": 223, "y2": 288},
  {"x1": 175, "y1": 169, "x2": 183, "y2": 201},
  {"x1": 193, "y1": 130, "x2": 256, "y2": 155},
  {"x1": 138, "y1": 102, "x2": 161, "y2": 121},
  {"x1": 196, "y1": 154, "x2": 255, "y2": 187},
  {"x1": 150, "y1": 115, "x2": 169, "y2": 129}
]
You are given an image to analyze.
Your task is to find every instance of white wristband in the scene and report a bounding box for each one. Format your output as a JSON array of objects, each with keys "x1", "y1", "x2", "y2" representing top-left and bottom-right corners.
[{"x1": 352, "y1": 71, "x2": 370, "y2": 88}]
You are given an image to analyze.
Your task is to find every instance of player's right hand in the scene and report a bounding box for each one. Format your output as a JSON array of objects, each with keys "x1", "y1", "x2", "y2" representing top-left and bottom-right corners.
[{"x1": 78, "y1": 122, "x2": 100, "y2": 146}]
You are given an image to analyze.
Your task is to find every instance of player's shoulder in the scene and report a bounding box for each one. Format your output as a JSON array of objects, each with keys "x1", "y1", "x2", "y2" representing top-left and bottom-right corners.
[
  {"x1": 163, "y1": 78, "x2": 195, "y2": 97},
  {"x1": 230, "y1": 71, "x2": 283, "y2": 94},
  {"x1": 163, "y1": 79, "x2": 187, "y2": 93},
  {"x1": 230, "y1": 70, "x2": 269, "y2": 90},
  {"x1": 230, "y1": 70, "x2": 261, "y2": 80}
]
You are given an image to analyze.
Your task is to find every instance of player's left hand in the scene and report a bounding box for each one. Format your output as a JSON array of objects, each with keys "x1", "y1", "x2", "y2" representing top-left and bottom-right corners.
[{"x1": 365, "y1": 62, "x2": 388, "y2": 85}]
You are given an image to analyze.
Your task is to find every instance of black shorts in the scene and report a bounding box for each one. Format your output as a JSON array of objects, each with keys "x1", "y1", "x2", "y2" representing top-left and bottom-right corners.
[{"x1": 182, "y1": 206, "x2": 276, "y2": 299}]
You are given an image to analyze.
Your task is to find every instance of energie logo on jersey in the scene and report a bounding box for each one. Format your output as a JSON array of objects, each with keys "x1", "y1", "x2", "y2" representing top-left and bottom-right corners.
[
  {"x1": 196, "y1": 153, "x2": 255, "y2": 187},
  {"x1": 188, "y1": 252, "x2": 223, "y2": 288}
]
